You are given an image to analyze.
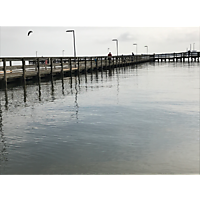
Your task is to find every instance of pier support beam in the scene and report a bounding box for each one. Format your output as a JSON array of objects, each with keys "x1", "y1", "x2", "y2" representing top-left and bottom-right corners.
[
  {"x1": 84, "y1": 57, "x2": 87, "y2": 74},
  {"x1": 22, "y1": 58, "x2": 26, "y2": 83},
  {"x1": 3, "y1": 59, "x2": 7, "y2": 87},
  {"x1": 37, "y1": 58, "x2": 40, "y2": 80},
  {"x1": 61, "y1": 57, "x2": 64, "y2": 77},
  {"x1": 101, "y1": 57, "x2": 103, "y2": 71},
  {"x1": 95, "y1": 57, "x2": 98, "y2": 72},
  {"x1": 50, "y1": 58, "x2": 53, "y2": 79},
  {"x1": 77, "y1": 57, "x2": 80, "y2": 75},
  {"x1": 90, "y1": 57, "x2": 93, "y2": 72},
  {"x1": 69, "y1": 58, "x2": 72, "y2": 77}
]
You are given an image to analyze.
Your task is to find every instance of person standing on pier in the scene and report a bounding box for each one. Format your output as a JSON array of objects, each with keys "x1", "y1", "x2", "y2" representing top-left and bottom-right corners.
[
  {"x1": 108, "y1": 52, "x2": 112, "y2": 60},
  {"x1": 108, "y1": 52, "x2": 112, "y2": 65},
  {"x1": 132, "y1": 52, "x2": 134, "y2": 61}
]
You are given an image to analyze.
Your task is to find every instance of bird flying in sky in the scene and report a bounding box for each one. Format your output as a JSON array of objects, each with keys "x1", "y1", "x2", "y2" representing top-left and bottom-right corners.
[{"x1": 27, "y1": 30, "x2": 33, "y2": 36}]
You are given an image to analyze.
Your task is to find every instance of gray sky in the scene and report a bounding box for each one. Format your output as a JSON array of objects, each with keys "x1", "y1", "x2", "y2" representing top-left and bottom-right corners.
[{"x1": 0, "y1": 27, "x2": 199, "y2": 57}]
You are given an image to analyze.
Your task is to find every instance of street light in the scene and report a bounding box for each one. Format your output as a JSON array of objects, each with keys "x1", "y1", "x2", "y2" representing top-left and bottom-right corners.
[
  {"x1": 66, "y1": 30, "x2": 76, "y2": 57},
  {"x1": 112, "y1": 39, "x2": 118, "y2": 56},
  {"x1": 133, "y1": 43, "x2": 137, "y2": 55},
  {"x1": 144, "y1": 46, "x2": 148, "y2": 54},
  {"x1": 62, "y1": 50, "x2": 65, "y2": 57}
]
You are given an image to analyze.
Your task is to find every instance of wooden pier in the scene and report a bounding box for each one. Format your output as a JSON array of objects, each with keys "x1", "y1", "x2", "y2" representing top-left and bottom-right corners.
[
  {"x1": 154, "y1": 51, "x2": 200, "y2": 62},
  {"x1": 0, "y1": 55, "x2": 153, "y2": 87},
  {"x1": 1, "y1": 51, "x2": 199, "y2": 88}
]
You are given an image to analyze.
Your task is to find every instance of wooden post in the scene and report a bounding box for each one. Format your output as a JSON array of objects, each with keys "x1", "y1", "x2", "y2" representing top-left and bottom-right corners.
[
  {"x1": 50, "y1": 58, "x2": 53, "y2": 79},
  {"x1": 61, "y1": 57, "x2": 64, "y2": 76},
  {"x1": 69, "y1": 58, "x2": 72, "y2": 76},
  {"x1": 188, "y1": 51, "x2": 190, "y2": 62},
  {"x1": 101, "y1": 57, "x2": 103, "y2": 71},
  {"x1": 183, "y1": 53, "x2": 185, "y2": 62},
  {"x1": 22, "y1": 58, "x2": 26, "y2": 83},
  {"x1": 105, "y1": 57, "x2": 107, "y2": 70},
  {"x1": 90, "y1": 57, "x2": 93, "y2": 71},
  {"x1": 85, "y1": 57, "x2": 87, "y2": 74},
  {"x1": 3, "y1": 59, "x2": 7, "y2": 87},
  {"x1": 96, "y1": 57, "x2": 98, "y2": 72},
  {"x1": 37, "y1": 58, "x2": 40, "y2": 80},
  {"x1": 77, "y1": 57, "x2": 80, "y2": 74}
]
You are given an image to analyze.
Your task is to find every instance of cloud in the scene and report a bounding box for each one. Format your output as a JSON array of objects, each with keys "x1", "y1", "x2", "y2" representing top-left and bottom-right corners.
[{"x1": 118, "y1": 32, "x2": 138, "y2": 42}]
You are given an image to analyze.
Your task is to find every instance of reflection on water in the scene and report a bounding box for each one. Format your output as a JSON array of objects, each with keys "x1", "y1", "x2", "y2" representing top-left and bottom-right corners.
[
  {"x1": 0, "y1": 62, "x2": 199, "y2": 174},
  {"x1": 0, "y1": 102, "x2": 8, "y2": 172}
]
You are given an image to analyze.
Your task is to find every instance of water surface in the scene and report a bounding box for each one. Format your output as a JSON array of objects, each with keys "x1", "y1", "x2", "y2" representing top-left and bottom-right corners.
[{"x1": 0, "y1": 62, "x2": 199, "y2": 174}]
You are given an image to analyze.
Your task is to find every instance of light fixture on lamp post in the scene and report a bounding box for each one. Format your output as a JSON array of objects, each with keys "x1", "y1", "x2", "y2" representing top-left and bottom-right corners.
[
  {"x1": 144, "y1": 46, "x2": 148, "y2": 54},
  {"x1": 66, "y1": 30, "x2": 76, "y2": 57},
  {"x1": 112, "y1": 39, "x2": 118, "y2": 56},
  {"x1": 133, "y1": 43, "x2": 137, "y2": 55}
]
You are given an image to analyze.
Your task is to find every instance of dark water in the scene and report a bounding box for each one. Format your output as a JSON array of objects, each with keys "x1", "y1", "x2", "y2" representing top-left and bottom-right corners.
[{"x1": 0, "y1": 62, "x2": 199, "y2": 174}]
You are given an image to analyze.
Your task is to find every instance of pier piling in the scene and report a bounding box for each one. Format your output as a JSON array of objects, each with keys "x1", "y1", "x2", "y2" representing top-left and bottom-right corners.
[
  {"x1": 22, "y1": 58, "x2": 26, "y2": 83},
  {"x1": 3, "y1": 59, "x2": 7, "y2": 87}
]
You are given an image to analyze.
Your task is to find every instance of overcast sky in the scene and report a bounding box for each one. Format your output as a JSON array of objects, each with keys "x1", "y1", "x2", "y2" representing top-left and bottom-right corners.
[{"x1": 0, "y1": 27, "x2": 199, "y2": 57}]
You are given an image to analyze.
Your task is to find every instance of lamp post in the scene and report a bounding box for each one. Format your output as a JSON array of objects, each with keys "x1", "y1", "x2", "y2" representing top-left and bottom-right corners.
[
  {"x1": 66, "y1": 30, "x2": 76, "y2": 57},
  {"x1": 144, "y1": 46, "x2": 148, "y2": 54},
  {"x1": 112, "y1": 39, "x2": 118, "y2": 56},
  {"x1": 133, "y1": 43, "x2": 137, "y2": 55},
  {"x1": 62, "y1": 50, "x2": 65, "y2": 57},
  {"x1": 36, "y1": 51, "x2": 37, "y2": 57}
]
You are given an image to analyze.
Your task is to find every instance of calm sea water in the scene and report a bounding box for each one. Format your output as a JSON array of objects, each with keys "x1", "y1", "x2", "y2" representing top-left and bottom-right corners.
[{"x1": 0, "y1": 61, "x2": 199, "y2": 174}]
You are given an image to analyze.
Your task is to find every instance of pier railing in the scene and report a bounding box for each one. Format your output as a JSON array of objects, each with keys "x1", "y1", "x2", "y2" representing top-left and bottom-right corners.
[{"x1": 154, "y1": 51, "x2": 200, "y2": 62}]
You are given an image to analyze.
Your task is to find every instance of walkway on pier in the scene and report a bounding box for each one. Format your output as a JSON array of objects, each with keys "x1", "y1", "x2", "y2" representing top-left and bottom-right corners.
[{"x1": 0, "y1": 54, "x2": 153, "y2": 87}]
